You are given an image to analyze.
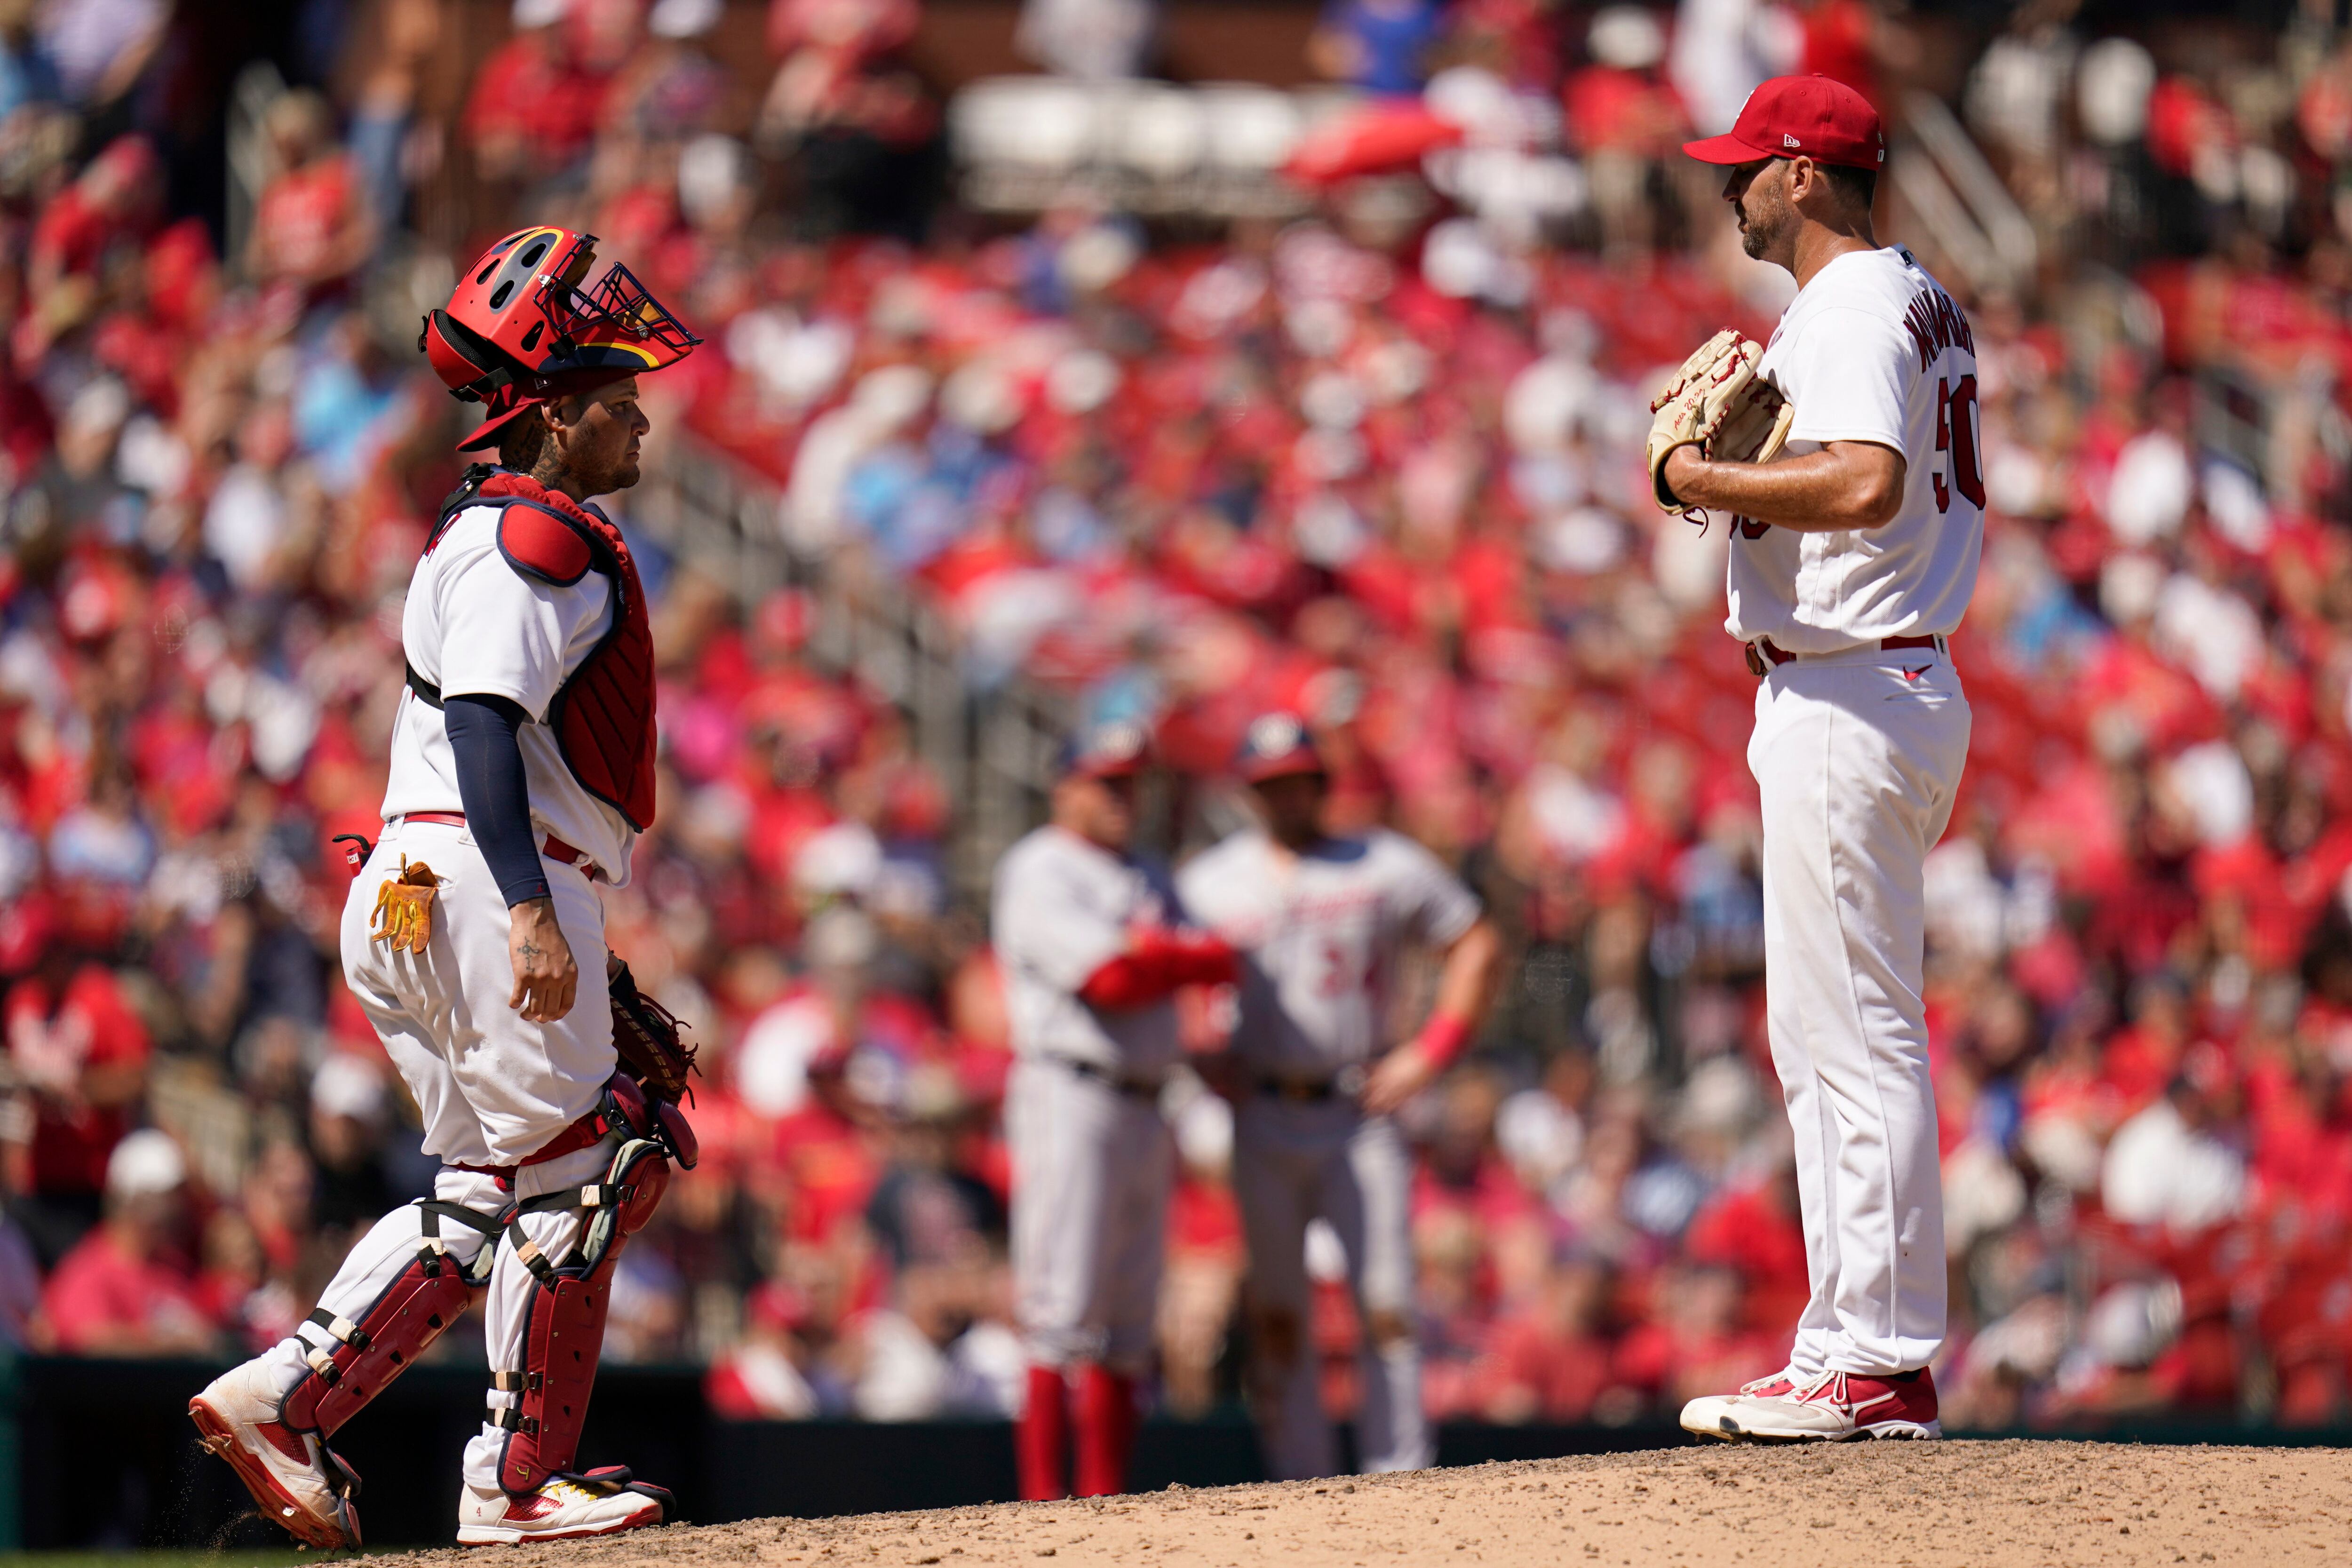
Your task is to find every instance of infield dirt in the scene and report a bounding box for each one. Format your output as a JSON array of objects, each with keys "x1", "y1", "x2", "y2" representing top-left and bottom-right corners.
[{"x1": 365, "y1": 1441, "x2": 2352, "y2": 1568}]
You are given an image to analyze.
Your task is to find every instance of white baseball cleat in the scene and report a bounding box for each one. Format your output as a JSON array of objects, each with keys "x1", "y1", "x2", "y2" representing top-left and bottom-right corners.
[
  {"x1": 1716, "y1": 1367, "x2": 1942, "y2": 1441},
  {"x1": 188, "y1": 1358, "x2": 363, "y2": 1550},
  {"x1": 1678, "y1": 1372, "x2": 1800, "y2": 1441},
  {"x1": 456, "y1": 1468, "x2": 673, "y2": 1545}
]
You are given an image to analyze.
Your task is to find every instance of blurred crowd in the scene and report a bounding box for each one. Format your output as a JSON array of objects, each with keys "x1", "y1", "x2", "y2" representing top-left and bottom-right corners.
[{"x1": 12, "y1": 0, "x2": 2352, "y2": 1441}]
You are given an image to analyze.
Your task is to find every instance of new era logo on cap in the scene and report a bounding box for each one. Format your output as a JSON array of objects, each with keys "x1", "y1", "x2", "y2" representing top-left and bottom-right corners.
[{"x1": 1783, "y1": 133, "x2": 1801, "y2": 148}]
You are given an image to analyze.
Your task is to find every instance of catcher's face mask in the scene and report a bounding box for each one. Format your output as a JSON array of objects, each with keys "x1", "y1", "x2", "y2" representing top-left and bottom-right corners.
[{"x1": 558, "y1": 263, "x2": 699, "y2": 368}]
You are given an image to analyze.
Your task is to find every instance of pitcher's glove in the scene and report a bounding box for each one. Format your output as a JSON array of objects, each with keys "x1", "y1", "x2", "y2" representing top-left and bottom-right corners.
[
  {"x1": 1647, "y1": 328, "x2": 1796, "y2": 517},
  {"x1": 610, "y1": 959, "x2": 699, "y2": 1104}
]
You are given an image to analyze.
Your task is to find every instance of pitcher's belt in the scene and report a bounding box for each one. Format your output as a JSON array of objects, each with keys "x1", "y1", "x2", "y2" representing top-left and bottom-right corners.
[
  {"x1": 392, "y1": 810, "x2": 604, "y2": 881},
  {"x1": 1749, "y1": 632, "x2": 1945, "y2": 673}
]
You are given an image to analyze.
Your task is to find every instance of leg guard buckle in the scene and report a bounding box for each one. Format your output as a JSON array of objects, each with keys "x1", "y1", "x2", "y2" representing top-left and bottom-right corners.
[{"x1": 279, "y1": 1199, "x2": 502, "y2": 1436}]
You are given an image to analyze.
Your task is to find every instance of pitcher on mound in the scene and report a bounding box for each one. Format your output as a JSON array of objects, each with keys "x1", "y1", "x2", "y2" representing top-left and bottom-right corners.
[{"x1": 1649, "y1": 77, "x2": 1979, "y2": 1441}]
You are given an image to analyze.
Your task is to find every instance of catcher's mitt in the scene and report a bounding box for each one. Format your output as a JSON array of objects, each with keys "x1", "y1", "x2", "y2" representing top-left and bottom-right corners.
[
  {"x1": 610, "y1": 959, "x2": 699, "y2": 1103},
  {"x1": 1646, "y1": 328, "x2": 1796, "y2": 517}
]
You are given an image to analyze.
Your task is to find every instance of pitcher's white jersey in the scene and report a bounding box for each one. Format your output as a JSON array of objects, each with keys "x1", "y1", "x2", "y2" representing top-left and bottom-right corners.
[
  {"x1": 1725, "y1": 246, "x2": 1984, "y2": 652},
  {"x1": 1177, "y1": 828, "x2": 1478, "y2": 1077}
]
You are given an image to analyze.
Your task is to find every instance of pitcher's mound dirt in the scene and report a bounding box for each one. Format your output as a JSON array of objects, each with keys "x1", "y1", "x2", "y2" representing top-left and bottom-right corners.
[{"x1": 377, "y1": 1442, "x2": 2352, "y2": 1568}]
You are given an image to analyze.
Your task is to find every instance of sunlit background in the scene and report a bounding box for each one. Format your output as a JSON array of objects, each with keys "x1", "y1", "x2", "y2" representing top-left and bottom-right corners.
[{"x1": 4, "y1": 0, "x2": 2352, "y2": 1545}]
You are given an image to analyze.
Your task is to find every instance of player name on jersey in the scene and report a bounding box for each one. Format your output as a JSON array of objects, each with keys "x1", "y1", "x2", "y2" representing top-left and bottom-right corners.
[{"x1": 1899, "y1": 285, "x2": 1976, "y2": 372}]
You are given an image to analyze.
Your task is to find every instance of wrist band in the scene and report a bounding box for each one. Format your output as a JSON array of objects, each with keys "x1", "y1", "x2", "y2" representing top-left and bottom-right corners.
[{"x1": 1414, "y1": 1010, "x2": 1473, "y2": 1071}]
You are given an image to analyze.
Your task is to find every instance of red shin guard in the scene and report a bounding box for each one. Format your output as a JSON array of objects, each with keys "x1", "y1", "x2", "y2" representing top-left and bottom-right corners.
[
  {"x1": 279, "y1": 1200, "x2": 502, "y2": 1437},
  {"x1": 1072, "y1": 1366, "x2": 1138, "y2": 1498},
  {"x1": 1017, "y1": 1366, "x2": 1071, "y2": 1501},
  {"x1": 493, "y1": 1131, "x2": 673, "y2": 1494}
]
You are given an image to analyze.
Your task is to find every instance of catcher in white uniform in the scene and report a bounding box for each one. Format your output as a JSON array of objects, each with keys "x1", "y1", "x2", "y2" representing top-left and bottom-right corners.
[
  {"x1": 1650, "y1": 76, "x2": 1979, "y2": 1441},
  {"x1": 191, "y1": 226, "x2": 703, "y2": 1544},
  {"x1": 1180, "y1": 715, "x2": 1502, "y2": 1480},
  {"x1": 993, "y1": 721, "x2": 1238, "y2": 1500}
]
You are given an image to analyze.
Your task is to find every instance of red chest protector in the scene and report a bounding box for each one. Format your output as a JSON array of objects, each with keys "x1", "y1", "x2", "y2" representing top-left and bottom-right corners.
[{"x1": 413, "y1": 466, "x2": 659, "y2": 831}]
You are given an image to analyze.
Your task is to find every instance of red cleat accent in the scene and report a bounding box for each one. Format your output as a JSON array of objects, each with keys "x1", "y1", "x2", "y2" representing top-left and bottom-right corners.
[
  {"x1": 1720, "y1": 1367, "x2": 1941, "y2": 1441},
  {"x1": 188, "y1": 1392, "x2": 361, "y2": 1551}
]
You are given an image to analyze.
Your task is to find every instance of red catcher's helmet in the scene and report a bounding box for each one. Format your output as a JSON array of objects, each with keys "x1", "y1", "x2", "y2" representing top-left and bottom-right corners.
[{"x1": 420, "y1": 225, "x2": 700, "y2": 450}]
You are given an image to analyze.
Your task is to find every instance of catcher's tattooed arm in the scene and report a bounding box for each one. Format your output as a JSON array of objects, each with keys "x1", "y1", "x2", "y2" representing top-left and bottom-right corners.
[
  {"x1": 1663, "y1": 439, "x2": 1905, "y2": 532},
  {"x1": 509, "y1": 897, "x2": 579, "y2": 1023}
]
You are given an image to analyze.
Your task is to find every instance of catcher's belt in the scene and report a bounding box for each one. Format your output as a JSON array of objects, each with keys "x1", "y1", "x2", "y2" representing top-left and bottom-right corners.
[
  {"x1": 447, "y1": 1072, "x2": 697, "y2": 1188},
  {"x1": 396, "y1": 810, "x2": 605, "y2": 881},
  {"x1": 445, "y1": 1105, "x2": 619, "y2": 1188}
]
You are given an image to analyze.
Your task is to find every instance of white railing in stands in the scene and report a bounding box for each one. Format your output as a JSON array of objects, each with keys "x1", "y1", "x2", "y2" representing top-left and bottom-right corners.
[
  {"x1": 225, "y1": 62, "x2": 287, "y2": 280},
  {"x1": 1893, "y1": 89, "x2": 2040, "y2": 299},
  {"x1": 634, "y1": 443, "x2": 1073, "y2": 903}
]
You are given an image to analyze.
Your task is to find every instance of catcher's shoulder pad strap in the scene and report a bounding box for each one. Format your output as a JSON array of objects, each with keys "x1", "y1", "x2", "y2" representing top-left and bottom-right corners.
[
  {"x1": 497, "y1": 502, "x2": 596, "y2": 587},
  {"x1": 424, "y1": 464, "x2": 500, "y2": 553}
]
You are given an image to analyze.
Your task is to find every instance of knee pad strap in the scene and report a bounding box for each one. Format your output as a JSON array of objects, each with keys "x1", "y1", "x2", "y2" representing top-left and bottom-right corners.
[{"x1": 279, "y1": 1199, "x2": 503, "y2": 1436}]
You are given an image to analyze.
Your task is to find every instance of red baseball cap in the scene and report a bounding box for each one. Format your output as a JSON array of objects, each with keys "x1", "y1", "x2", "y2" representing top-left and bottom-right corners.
[{"x1": 1683, "y1": 75, "x2": 1886, "y2": 172}]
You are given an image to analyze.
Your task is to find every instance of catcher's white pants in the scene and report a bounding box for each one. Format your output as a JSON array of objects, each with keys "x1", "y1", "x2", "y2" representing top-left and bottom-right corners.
[
  {"x1": 1233, "y1": 1097, "x2": 1428, "y2": 1480},
  {"x1": 339, "y1": 818, "x2": 613, "y2": 1167},
  {"x1": 244, "y1": 817, "x2": 625, "y2": 1493},
  {"x1": 251, "y1": 1141, "x2": 615, "y2": 1494},
  {"x1": 1007, "y1": 1057, "x2": 1171, "y2": 1374},
  {"x1": 1751, "y1": 645, "x2": 1970, "y2": 1378}
]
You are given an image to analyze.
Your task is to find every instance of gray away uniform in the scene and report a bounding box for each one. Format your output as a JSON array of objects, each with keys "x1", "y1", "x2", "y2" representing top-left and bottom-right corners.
[
  {"x1": 994, "y1": 826, "x2": 1187, "y2": 1373},
  {"x1": 1178, "y1": 827, "x2": 1479, "y2": 1479}
]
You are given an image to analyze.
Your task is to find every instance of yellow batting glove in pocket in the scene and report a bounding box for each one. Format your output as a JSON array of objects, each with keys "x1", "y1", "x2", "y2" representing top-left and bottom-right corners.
[{"x1": 370, "y1": 856, "x2": 444, "y2": 955}]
